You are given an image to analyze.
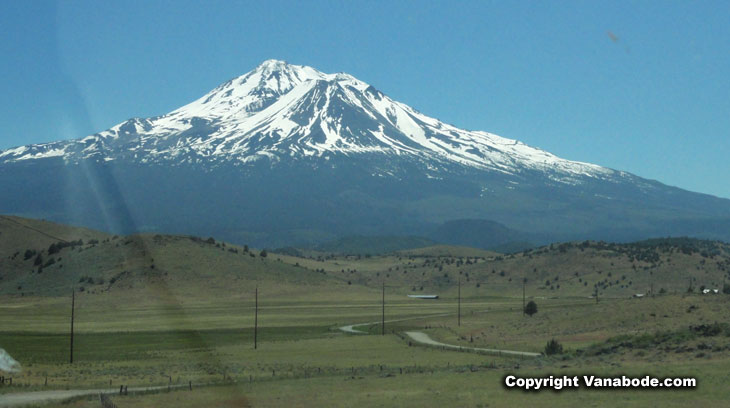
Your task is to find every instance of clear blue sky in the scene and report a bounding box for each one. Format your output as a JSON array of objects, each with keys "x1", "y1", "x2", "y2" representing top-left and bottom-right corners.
[{"x1": 1, "y1": 1, "x2": 728, "y2": 198}]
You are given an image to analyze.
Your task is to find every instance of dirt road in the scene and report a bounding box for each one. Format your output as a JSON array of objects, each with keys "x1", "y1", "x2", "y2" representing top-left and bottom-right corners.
[
  {"x1": 404, "y1": 331, "x2": 541, "y2": 357},
  {"x1": 338, "y1": 312, "x2": 453, "y2": 334},
  {"x1": 339, "y1": 313, "x2": 540, "y2": 357}
]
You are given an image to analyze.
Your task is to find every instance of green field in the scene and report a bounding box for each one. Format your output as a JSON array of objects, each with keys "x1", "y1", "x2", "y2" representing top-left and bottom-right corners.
[
  {"x1": 56, "y1": 361, "x2": 730, "y2": 408},
  {"x1": 1, "y1": 294, "x2": 729, "y2": 407},
  {"x1": 1, "y1": 217, "x2": 729, "y2": 406}
]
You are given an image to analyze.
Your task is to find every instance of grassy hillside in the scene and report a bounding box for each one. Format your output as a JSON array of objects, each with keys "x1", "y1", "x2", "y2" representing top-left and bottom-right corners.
[
  {"x1": 0, "y1": 216, "x2": 365, "y2": 302},
  {"x1": 288, "y1": 238, "x2": 730, "y2": 298},
  {"x1": 396, "y1": 245, "x2": 501, "y2": 258},
  {"x1": 0, "y1": 215, "x2": 109, "y2": 257},
  {"x1": 313, "y1": 235, "x2": 437, "y2": 255},
  {"x1": 3, "y1": 216, "x2": 729, "y2": 302}
]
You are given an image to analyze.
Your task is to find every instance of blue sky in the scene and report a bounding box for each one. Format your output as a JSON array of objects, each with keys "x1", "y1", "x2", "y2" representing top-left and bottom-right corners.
[{"x1": 1, "y1": 1, "x2": 728, "y2": 198}]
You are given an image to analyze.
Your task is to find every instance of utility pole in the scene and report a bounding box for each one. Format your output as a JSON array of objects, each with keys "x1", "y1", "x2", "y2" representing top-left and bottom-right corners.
[
  {"x1": 70, "y1": 289, "x2": 75, "y2": 364},
  {"x1": 522, "y1": 278, "x2": 526, "y2": 316},
  {"x1": 254, "y1": 286, "x2": 258, "y2": 349},
  {"x1": 381, "y1": 281, "x2": 385, "y2": 336},
  {"x1": 457, "y1": 277, "x2": 461, "y2": 326}
]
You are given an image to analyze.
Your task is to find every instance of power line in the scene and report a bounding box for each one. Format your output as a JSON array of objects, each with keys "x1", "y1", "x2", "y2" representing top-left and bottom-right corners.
[{"x1": 0, "y1": 215, "x2": 70, "y2": 243}]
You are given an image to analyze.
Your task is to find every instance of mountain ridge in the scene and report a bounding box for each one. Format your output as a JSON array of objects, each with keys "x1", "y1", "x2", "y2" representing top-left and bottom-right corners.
[
  {"x1": 1, "y1": 60, "x2": 729, "y2": 248},
  {"x1": 0, "y1": 59, "x2": 618, "y2": 185}
]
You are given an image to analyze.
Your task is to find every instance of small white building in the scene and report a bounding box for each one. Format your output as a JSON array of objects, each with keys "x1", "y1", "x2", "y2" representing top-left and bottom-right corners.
[{"x1": 407, "y1": 295, "x2": 439, "y2": 299}]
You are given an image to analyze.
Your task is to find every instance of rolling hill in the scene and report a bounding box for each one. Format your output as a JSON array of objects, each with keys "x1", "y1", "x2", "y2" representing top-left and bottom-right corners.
[
  {"x1": 0, "y1": 216, "x2": 351, "y2": 301},
  {"x1": 2, "y1": 216, "x2": 728, "y2": 301}
]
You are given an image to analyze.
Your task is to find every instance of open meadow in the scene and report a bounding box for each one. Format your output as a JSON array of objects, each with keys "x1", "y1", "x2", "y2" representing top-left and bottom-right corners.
[
  {"x1": 1, "y1": 292, "x2": 729, "y2": 407},
  {"x1": 1, "y1": 217, "x2": 729, "y2": 406}
]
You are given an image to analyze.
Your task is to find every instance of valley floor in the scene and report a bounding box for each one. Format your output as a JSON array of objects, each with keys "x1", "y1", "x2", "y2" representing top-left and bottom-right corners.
[{"x1": 1, "y1": 294, "x2": 728, "y2": 407}]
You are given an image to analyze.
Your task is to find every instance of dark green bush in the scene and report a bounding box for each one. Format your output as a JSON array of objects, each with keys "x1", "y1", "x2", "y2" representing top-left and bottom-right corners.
[{"x1": 545, "y1": 339, "x2": 563, "y2": 355}]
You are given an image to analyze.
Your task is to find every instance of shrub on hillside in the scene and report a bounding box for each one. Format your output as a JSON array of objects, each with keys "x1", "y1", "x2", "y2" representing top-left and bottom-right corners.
[
  {"x1": 690, "y1": 323, "x2": 724, "y2": 337},
  {"x1": 544, "y1": 339, "x2": 563, "y2": 355},
  {"x1": 525, "y1": 300, "x2": 538, "y2": 317},
  {"x1": 24, "y1": 249, "x2": 36, "y2": 260}
]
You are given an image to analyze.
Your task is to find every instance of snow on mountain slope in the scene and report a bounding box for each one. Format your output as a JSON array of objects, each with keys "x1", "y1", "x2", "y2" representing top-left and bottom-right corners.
[{"x1": 0, "y1": 60, "x2": 616, "y2": 182}]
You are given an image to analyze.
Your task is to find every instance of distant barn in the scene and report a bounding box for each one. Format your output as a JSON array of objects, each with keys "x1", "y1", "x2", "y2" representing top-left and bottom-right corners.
[{"x1": 407, "y1": 294, "x2": 439, "y2": 299}]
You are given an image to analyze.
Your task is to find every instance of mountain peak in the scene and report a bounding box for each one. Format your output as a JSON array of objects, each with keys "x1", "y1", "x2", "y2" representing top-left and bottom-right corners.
[
  {"x1": 0, "y1": 60, "x2": 615, "y2": 183},
  {"x1": 254, "y1": 59, "x2": 299, "y2": 78},
  {"x1": 256, "y1": 59, "x2": 290, "y2": 70},
  {"x1": 259, "y1": 58, "x2": 288, "y2": 66},
  {"x1": 250, "y1": 59, "x2": 322, "y2": 82}
]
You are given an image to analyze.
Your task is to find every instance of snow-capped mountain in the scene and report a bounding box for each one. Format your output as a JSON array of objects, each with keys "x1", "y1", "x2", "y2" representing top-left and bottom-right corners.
[
  {"x1": 1, "y1": 60, "x2": 730, "y2": 248},
  {"x1": 1, "y1": 60, "x2": 615, "y2": 183}
]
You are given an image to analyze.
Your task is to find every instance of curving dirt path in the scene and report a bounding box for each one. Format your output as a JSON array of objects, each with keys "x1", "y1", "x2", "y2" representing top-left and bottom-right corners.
[
  {"x1": 339, "y1": 313, "x2": 540, "y2": 357},
  {"x1": 338, "y1": 312, "x2": 453, "y2": 334},
  {"x1": 404, "y1": 331, "x2": 541, "y2": 357}
]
